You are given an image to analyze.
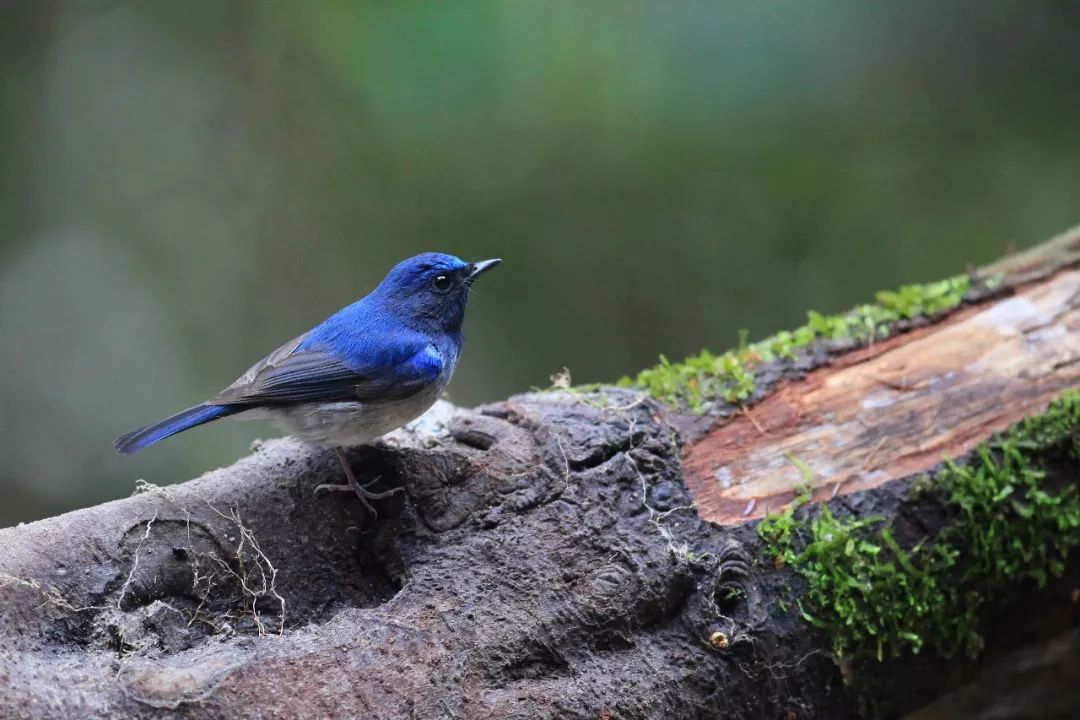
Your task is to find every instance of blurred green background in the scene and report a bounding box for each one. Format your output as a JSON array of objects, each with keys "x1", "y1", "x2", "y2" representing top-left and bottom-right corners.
[{"x1": 1, "y1": 1, "x2": 1077, "y2": 526}]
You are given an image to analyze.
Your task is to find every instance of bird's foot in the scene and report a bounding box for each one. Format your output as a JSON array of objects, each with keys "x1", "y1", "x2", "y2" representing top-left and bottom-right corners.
[
  {"x1": 315, "y1": 474, "x2": 402, "y2": 515},
  {"x1": 316, "y1": 447, "x2": 405, "y2": 516}
]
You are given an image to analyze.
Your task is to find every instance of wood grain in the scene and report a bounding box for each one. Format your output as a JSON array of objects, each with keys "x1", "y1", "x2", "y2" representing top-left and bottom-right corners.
[{"x1": 684, "y1": 269, "x2": 1080, "y2": 525}]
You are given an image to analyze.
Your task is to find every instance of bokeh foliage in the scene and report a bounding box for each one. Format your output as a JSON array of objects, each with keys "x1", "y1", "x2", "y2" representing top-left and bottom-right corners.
[{"x1": 1, "y1": 1, "x2": 1078, "y2": 524}]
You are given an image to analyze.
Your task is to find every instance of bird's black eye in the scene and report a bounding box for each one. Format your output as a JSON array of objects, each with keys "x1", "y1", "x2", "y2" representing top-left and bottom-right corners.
[{"x1": 432, "y1": 274, "x2": 453, "y2": 292}]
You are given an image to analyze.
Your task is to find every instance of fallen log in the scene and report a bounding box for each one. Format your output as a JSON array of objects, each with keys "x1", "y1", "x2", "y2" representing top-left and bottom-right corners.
[{"x1": 2, "y1": 226, "x2": 1080, "y2": 719}]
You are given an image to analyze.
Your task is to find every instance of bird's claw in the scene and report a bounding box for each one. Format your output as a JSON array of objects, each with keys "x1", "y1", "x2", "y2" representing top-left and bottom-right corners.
[{"x1": 315, "y1": 472, "x2": 402, "y2": 516}]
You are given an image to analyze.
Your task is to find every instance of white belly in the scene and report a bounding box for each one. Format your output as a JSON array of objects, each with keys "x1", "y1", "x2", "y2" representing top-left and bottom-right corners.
[{"x1": 238, "y1": 384, "x2": 443, "y2": 447}]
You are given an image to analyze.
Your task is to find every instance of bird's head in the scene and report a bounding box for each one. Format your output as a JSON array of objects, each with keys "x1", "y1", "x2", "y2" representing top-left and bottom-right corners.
[{"x1": 375, "y1": 252, "x2": 501, "y2": 333}]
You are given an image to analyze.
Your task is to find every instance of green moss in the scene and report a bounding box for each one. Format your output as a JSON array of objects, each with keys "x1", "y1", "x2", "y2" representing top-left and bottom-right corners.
[
  {"x1": 759, "y1": 390, "x2": 1080, "y2": 664},
  {"x1": 620, "y1": 350, "x2": 756, "y2": 412},
  {"x1": 620, "y1": 274, "x2": 970, "y2": 410}
]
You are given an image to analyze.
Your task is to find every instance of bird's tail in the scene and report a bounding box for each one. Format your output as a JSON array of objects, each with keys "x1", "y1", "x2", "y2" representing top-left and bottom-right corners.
[{"x1": 114, "y1": 403, "x2": 238, "y2": 454}]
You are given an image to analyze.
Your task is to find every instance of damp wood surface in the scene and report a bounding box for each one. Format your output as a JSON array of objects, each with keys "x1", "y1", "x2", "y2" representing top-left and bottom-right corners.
[
  {"x1": 684, "y1": 267, "x2": 1080, "y2": 524},
  {"x1": 2, "y1": 226, "x2": 1080, "y2": 720}
]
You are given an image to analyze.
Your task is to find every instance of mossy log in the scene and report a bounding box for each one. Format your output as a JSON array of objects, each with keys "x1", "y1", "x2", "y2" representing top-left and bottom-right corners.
[{"x1": 3, "y1": 227, "x2": 1080, "y2": 720}]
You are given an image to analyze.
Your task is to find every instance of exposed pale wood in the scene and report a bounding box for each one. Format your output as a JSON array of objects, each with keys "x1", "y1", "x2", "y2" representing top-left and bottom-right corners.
[
  {"x1": 3, "y1": 227, "x2": 1080, "y2": 719},
  {"x1": 684, "y1": 268, "x2": 1080, "y2": 524},
  {"x1": 977, "y1": 222, "x2": 1080, "y2": 285}
]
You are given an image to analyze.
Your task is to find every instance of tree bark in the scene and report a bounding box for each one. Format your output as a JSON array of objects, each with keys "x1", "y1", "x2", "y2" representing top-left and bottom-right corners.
[{"x1": 3, "y1": 227, "x2": 1080, "y2": 720}]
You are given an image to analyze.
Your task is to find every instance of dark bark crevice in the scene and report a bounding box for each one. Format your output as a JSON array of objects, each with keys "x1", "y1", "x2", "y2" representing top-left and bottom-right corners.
[{"x1": 4, "y1": 229, "x2": 1080, "y2": 719}]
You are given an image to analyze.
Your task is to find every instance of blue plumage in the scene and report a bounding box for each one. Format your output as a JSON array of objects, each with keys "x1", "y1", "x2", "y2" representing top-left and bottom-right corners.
[
  {"x1": 115, "y1": 404, "x2": 235, "y2": 454},
  {"x1": 115, "y1": 253, "x2": 500, "y2": 507}
]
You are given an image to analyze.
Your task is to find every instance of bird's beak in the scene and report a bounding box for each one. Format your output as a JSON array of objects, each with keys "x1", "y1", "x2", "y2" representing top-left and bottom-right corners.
[{"x1": 467, "y1": 258, "x2": 502, "y2": 281}]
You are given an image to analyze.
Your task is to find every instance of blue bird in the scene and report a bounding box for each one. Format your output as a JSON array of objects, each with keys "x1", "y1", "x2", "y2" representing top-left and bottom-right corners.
[{"x1": 115, "y1": 253, "x2": 501, "y2": 510}]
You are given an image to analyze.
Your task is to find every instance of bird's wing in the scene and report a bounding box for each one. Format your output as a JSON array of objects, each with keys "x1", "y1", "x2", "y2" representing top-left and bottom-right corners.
[{"x1": 211, "y1": 332, "x2": 444, "y2": 406}]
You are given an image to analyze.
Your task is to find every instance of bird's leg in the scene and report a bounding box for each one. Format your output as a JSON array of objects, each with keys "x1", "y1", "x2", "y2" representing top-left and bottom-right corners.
[{"x1": 315, "y1": 447, "x2": 402, "y2": 514}]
